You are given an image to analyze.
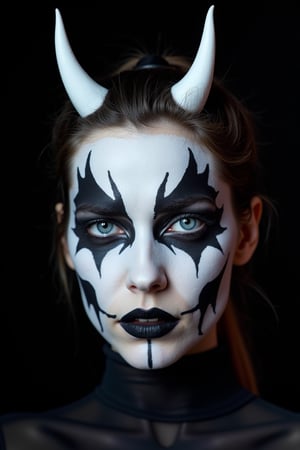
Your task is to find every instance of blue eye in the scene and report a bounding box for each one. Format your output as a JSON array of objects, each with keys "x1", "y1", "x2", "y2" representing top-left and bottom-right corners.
[
  {"x1": 178, "y1": 217, "x2": 198, "y2": 230},
  {"x1": 165, "y1": 215, "x2": 205, "y2": 234},
  {"x1": 87, "y1": 220, "x2": 123, "y2": 237}
]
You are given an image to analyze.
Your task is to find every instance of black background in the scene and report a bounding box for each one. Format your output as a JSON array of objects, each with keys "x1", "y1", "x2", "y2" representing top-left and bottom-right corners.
[{"x1": 2, "y1": 0, "x2": 300, "y2": 414}]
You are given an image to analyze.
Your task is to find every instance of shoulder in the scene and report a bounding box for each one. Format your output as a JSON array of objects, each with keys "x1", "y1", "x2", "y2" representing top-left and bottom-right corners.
[
  {"x1": 0, "y1": 390, "x2": 101, "y2": 450},
  {"x1": 237, "y1": 396, "x2": 300, "y2": 444},
  {"x1": 237, "y1": 395, "x2": 300, "y2": 425},
  {"x1": 249, "y1": 396, "x2": 300, "y2": 422}
]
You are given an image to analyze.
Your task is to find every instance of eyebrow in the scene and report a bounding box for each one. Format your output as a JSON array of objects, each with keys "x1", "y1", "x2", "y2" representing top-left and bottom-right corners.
[
  {"x1": 75, "y1": 204, "x2": 126, "y2": 216},
  {"x1": 153, "y1": 197, "x2": 216, "y2": 217}
]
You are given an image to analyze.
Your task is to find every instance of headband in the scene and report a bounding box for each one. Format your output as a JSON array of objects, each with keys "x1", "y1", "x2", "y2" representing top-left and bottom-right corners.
[{"x1": 54, "y1": 6, "x2": 215, "y2": 117}]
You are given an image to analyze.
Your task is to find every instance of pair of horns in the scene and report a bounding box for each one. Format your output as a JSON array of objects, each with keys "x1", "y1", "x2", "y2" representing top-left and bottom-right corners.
[{"x1": 54, "y1": 6, "x2": 215, "y2": 117}]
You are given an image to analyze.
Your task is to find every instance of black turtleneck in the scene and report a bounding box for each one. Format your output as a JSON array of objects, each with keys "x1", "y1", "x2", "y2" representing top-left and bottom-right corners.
[
  {"x1": 0, "y1": 344, "x2": 299, "y2": 449},
  {"x1": 97, "y1": 343, "x2": 254, "y2": 421}
]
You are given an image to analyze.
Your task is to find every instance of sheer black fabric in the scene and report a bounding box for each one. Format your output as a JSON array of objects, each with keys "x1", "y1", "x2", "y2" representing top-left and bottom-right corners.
[{"x1": 0, "y1": 345, "x2": 299, "y2": 449}]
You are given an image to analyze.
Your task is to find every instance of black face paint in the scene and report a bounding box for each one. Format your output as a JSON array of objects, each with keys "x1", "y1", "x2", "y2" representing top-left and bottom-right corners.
[
  {"x1": 72, "y1": 147, "x2": 229, "y2": 351},
  {"x1": 147, "y1": 340, "x2": 153, "y2": 369},
  {"x1": 73, "y1": 151, "x2": 134, "y2": 276},
  {"x1": 154, "y1": 148, "x2": 226, "y2": 275},
  {"x1": 181, "y1": 257, "x2": 229, "y2": 334},
  {"x1": 78, "y1": 276, "x2": 116, "y2": 331}
]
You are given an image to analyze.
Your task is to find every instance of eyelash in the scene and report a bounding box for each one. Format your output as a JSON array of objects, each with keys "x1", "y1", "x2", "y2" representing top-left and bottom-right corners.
[
  {"x1": 86, "y1": 214, "x2": 206, "y2": 239},
  {"x1": 87, "y1": 219, "x2": 126, "y2": 238},
  {"x1": 163, "y1": 214, "x2": 206, "y2": 236}
]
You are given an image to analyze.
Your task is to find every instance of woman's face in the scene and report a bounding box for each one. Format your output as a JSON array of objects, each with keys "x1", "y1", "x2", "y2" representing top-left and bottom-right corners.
[{"x1": 65, "y1": 124, "x2": 240, "y2": 369}]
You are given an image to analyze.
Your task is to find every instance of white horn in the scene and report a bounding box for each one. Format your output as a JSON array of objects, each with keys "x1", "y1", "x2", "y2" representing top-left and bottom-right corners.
[
  {"x1": 54, "y1": 9, "x2": 108, "y2": 117},
  {"x1": 171, "y1": 5, "x2": 215, "y2": 112}
]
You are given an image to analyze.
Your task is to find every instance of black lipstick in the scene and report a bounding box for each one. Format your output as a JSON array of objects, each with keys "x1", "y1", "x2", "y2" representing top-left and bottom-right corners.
[{"x1": 120, "y1": 307, "x2": 178, "y2": 339}]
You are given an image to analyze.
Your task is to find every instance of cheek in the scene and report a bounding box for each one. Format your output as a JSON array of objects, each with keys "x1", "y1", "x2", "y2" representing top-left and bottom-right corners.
[
  {"x1": 72, "y1": 245, "x2": 128, "y2": 304},
  {"x1": 168, "y1": 228, "x2": 237, "y2": 306},
  {"x1": 218, "y1": 216, "x2": 239, "y2": 257},
  {"x1": 164, "y1": 247, "x2": 224, "y2": 303},
  {"x1": 73, "y1": 248, "x2": 101, "y2": 286}
]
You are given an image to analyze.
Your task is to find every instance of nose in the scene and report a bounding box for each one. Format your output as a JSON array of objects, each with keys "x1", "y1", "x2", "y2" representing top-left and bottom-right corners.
[{"x1": 126, "y1": 238, "x2": 168, "y2": 293}]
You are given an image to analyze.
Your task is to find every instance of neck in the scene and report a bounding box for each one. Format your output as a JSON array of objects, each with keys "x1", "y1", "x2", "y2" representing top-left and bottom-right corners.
[{"x1": 96, "y1": 343, "x2": 254, "y2": 422}]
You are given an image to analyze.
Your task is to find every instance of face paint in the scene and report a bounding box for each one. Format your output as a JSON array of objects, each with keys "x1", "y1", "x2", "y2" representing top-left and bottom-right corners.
[{"x1": 66, "y1": 127, "x2": 239, "y2": 369}]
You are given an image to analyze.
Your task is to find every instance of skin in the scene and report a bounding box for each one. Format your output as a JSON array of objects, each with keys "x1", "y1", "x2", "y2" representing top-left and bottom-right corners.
[{"x1": 58, "y1": 122, "x2": 262, "y2": 370}]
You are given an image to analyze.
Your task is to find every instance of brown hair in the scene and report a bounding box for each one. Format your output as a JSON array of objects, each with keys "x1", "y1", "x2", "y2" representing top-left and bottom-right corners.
[{"x1": 49, "y1": 54, "x2": 276, "y2": 395}]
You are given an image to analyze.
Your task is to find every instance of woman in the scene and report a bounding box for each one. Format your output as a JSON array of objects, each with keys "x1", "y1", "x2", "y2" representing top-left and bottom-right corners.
[{"x1": 1, "y1": 6, "x2": 299, "y2": 449}]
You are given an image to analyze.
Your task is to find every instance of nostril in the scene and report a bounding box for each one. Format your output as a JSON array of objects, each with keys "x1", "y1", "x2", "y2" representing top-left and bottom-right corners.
[
  {"x1": 127, "y1": 284, "x2": 140, "y2": 293},
  {"x1": 151, "y1": 281, "x2": 167, "y2": 292},
  {"x1": 127, "y1": 275, "x2": 168, "y2": 293}
]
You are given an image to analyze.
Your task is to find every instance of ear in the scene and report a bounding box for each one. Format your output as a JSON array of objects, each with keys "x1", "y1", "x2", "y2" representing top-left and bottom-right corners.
[
  {"x1": 55, "y1": 202, "x2": 75, "y2": 270},
  {"x1": 233, "y1": 196, "x2": 263, "y2": 266}
]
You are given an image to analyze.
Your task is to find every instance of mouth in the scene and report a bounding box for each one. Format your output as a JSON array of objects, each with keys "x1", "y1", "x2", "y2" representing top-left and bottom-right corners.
[{"x1": 120, "y1": 307, "x2": 179, "y2": 339}]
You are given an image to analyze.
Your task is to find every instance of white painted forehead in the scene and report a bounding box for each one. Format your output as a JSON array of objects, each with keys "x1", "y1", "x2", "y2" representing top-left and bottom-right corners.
[{"x1": 71, "y1": 132, "x2": 216, "y2": 194}]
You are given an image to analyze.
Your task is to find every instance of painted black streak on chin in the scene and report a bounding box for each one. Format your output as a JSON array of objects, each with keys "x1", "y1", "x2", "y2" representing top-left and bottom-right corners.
[
  {"x1": 181, "y1": 256, "x2": 229, "y2": 334},
  {"x1": 147, "y1": 339, "x2": 153, "y2": 369},
  {"x1": 78, "y1": 276, "x2": 116, "y2": 332},
  {"x1": 154, "y1": 148, "x2": 226, "y2": 276},
  {"x1": 73, "y1": 151, "x2": 134, "y2": 276}
]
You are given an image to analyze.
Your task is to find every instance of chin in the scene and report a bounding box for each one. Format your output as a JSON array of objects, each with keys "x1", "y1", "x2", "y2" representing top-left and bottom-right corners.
[{"x1": 115, "y1": 339, "x2": 194, "y2": 370}]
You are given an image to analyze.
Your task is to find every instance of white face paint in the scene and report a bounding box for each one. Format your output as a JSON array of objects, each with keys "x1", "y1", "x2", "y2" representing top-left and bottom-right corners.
[{"x1": 66, "y1": 126, "x2": 239, "y2": 369}]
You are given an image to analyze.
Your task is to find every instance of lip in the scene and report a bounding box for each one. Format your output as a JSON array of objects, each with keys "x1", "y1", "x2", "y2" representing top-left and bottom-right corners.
[{"x1": 120, "y1": 307, "x2": 179, "y2": 339}]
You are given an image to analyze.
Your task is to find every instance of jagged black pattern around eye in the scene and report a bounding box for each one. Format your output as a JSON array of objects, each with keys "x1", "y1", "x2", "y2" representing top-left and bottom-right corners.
[
  {"x1": 73, "y1": 151, "x2": 134, "y2": 276},
  {"x1": 154, "y1": 148, "x2": 226, "y2": 276}
]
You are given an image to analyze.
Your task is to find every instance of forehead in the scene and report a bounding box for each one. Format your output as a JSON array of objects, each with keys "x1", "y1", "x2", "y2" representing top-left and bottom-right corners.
[{"x1": 70, "y1": 127, "x2": 219, "y2": 196}]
